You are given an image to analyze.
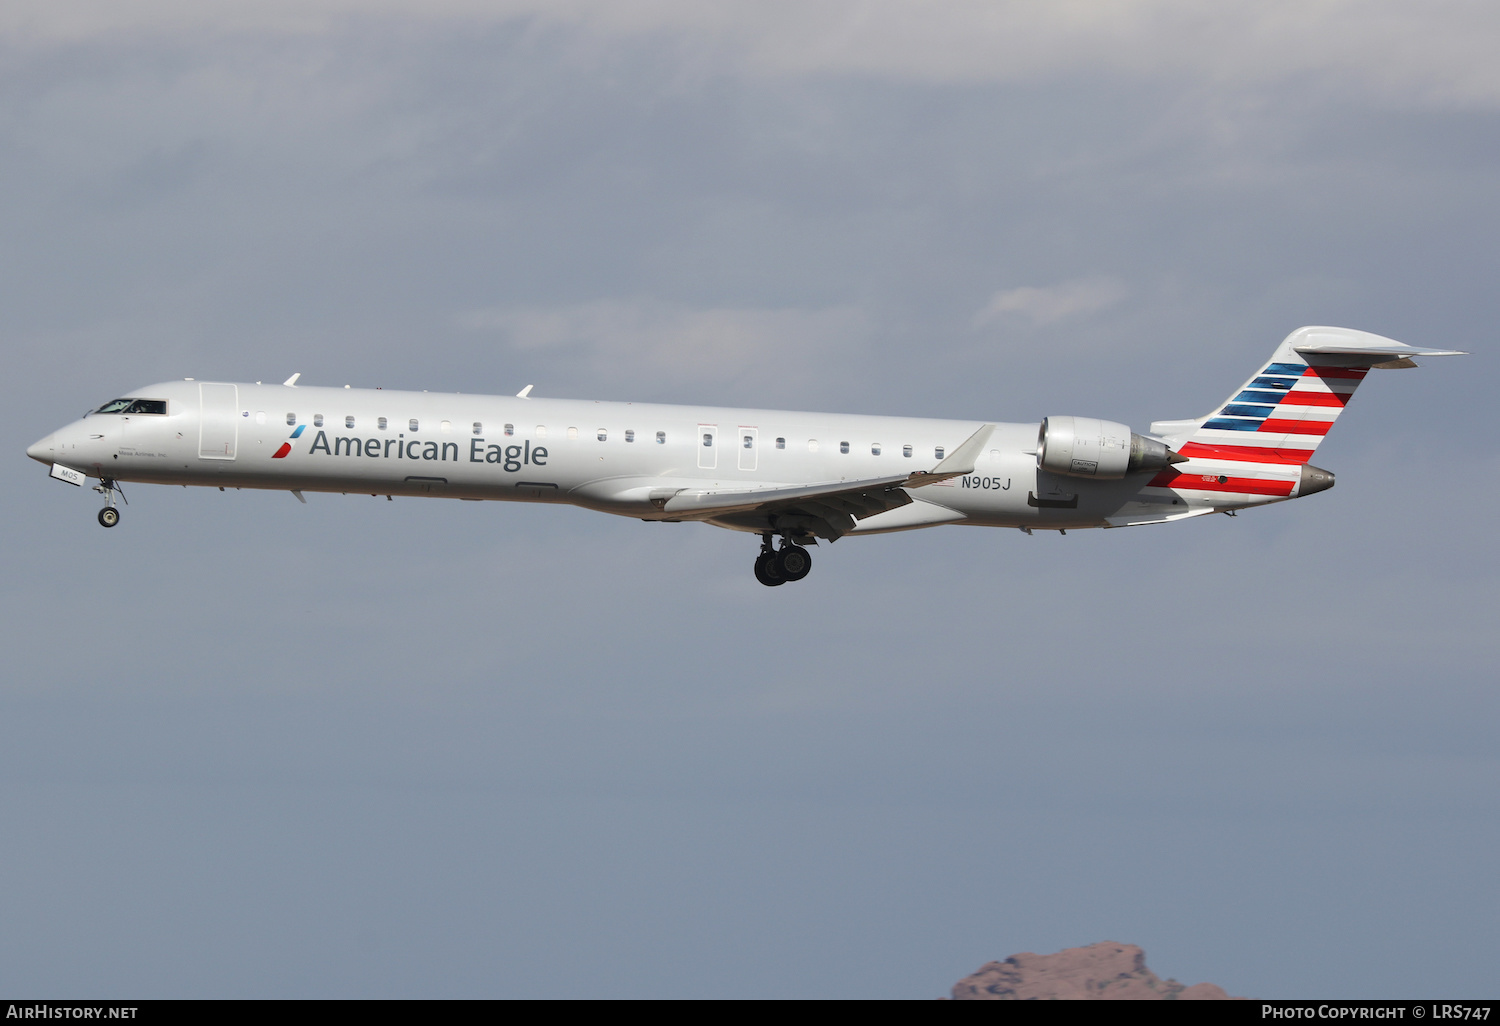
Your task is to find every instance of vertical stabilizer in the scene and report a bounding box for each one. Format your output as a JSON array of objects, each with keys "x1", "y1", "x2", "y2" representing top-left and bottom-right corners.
[{"x1": 1153, "y1": 326, "x2": 1464, "y2": 468}]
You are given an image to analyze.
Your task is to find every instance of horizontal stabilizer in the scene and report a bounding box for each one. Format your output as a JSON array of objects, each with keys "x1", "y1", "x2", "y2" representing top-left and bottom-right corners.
[
  {"x1": 1294, "y1": 345, "x2": 1467, "y2": 357},
  {"x1": 1290, "y1": 326, "x2": 1466, "y2": 360}
]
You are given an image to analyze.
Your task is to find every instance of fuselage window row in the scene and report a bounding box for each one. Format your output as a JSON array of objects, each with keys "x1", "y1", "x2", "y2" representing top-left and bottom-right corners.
[
  {"x1": 199, "y1": 412, "x2": 962, "y2": 455},
  {"x1": 120, "y1": 400, "x2": 937, "y2": 466}
]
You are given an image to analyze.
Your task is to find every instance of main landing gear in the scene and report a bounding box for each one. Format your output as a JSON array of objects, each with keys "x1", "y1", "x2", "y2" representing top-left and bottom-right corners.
[
  {"x1": 93, "y1": 477, "x2": 126, "y2": 528},
  {"x1": 754, "y1": 533, "x2": 812, "y2": 587}
]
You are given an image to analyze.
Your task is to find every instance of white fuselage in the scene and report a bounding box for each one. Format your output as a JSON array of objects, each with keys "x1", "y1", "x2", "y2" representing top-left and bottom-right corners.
[{"x1": 28, "y1": 378, "x2": 1299, "y2": 537}]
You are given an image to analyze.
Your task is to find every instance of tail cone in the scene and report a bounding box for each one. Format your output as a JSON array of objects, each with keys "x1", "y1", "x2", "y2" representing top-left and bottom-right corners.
[{"x1": 1299, "y1": 464, "x2": 1335, "y2": 497}]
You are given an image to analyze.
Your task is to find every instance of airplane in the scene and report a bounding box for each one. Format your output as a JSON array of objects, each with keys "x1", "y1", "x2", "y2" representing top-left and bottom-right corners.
[{"x1": 26, "y1": 325, "x2": 1463, "y2": 586}]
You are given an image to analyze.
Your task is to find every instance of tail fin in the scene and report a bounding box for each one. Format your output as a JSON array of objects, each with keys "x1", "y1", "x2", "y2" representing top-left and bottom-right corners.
[{"x1": 1151, "y1": 326, "x2": 1465, "y2": 466}]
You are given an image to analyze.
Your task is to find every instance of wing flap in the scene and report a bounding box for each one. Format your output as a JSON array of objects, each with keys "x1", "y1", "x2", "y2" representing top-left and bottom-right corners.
[
  {"x1": 1104, "y1": 506, "x2": 1217, "y2": 528},
  {"x1": 659, "y1": 474, "x2": 913, "y2": 518}
]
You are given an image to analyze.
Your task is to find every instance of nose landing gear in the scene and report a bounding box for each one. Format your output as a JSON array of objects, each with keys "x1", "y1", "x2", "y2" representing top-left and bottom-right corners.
[
  {"x1": 753, "y1": 533, "x2": 812, "y2": 587},
  {"x1": 93, "y1": 477, "x2": 126, "y2": 528}
]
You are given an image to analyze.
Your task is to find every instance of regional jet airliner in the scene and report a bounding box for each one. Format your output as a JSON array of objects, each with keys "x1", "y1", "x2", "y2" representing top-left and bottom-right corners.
[{"x1": 27, "y1": 326, "x2": 1463, "y2": 585}]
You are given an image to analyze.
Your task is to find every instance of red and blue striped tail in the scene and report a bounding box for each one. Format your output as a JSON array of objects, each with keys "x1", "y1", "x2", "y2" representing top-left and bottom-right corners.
[
  {"x1": 1180, "y1": 359, "x2": 1362, "y2": 466},
  {"x1": 1154, "y1": 326, "x2": 1464, "y2": 470}
]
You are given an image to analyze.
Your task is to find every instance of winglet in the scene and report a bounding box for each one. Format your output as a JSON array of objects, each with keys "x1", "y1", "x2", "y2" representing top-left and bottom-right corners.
[
  {"x1": 904, "y1": 423, "x2": 995, "y2": 488},
  {"x1": 283, "y1": 373, "x2": 301, "y2": 387},
  {"x1": 516, "y1": 384, "x2": 534, "y2": 398}
]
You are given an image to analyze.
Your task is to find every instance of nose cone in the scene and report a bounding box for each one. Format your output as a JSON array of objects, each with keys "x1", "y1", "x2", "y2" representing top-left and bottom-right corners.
[{"x1": 26, "y1": 433, "x2": 55, "y2": 464}]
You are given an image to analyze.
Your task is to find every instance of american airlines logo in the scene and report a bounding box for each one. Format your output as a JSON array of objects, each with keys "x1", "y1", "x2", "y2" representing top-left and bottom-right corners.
[
  {"x1": 271, "y1": 424, "x2": 305, "y2": 458},
  {"x1": 297, "y1": 430, "x2": 549, "y2": 472}
]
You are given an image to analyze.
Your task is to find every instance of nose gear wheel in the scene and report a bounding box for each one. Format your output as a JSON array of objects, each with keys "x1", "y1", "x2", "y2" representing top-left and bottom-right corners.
[
  {"x1": 91, "y1": 480, "x2": 126, "y2": 528},
  {"x1": 93, "y1": 477, "x2": 127, "y2": 528}
]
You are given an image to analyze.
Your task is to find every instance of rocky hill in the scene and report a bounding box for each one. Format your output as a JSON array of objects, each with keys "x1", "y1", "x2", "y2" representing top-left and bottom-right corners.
[{"x1": 950, "y1": 942, "x2": 1236, "y2": 1000}]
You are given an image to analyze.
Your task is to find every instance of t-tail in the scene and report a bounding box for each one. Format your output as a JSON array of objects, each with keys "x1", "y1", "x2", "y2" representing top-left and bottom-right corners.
[{"x1": 1146, "y1": 326, "x2": 1465, "y2": 506}]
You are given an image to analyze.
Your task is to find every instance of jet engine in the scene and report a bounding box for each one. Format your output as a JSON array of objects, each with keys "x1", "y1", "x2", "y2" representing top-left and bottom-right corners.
[{"x1": 1037, "y1": 416, "x2": 1183, "y2": 479}]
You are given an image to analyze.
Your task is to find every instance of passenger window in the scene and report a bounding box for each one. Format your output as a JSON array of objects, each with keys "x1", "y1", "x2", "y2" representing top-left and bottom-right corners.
[
  {"x1": 903, "y1": 444, "x2": 912, "y2": 458},
  {"x1": 934, "y1": 446, "x2": 945, "y2": 460},
  {"x1": 536, "y1": 426, "x2": 547, "y2": 438},
  {"x1": 378, "y1": 417, "x2": 388, "y2": 430},
  {"x1": 346, "y1": 416, "x2": 355, "y2": 429},
  {"x1": 473, "y1": 422, "x2": 482, "y2": 435},
  {"x1": 597, "y1": 429, "x2": 607, "y2": 441},
  {"x1": 808, "y1": 439, "x2": 819, "y2": 452},
  {"x1": 871, "y1": 443, "x2": 881, "y2": 455},
  {"x1": 702, "y1": 433, "x2": 713, "y2": 447},
  {"x1": 314, "y1": 414, "x2": 324, "y2": 427},
  {"x1": 625, "y1": 429, "x2": 635, "y2": 443},
  {"x1": 504, "y1": 423, "x2": 514, "y2": 436},
  {"x1": 440, "y1": 420, "x2": 451, "y2": 433},
  {"x1": 409, "y1": 419, "x2": 419, "y2": 432},
  {"x1": 286, "y1": 413, "x2": 297, "y2": 426},
  {"x1": 255, "y1": 411, "x2": 266, "y2": 425},
  {"x1": 656, "y1": 431, "x2": 666, "y2": 444},
  {"x1": 567, "y1": 427, "x2": 578, "y2": 440},
  {"x1": 743, "y1": 434, "x2": 753, "y2": 448},
  {"x1": 839, "y1": 441, "x2": 850, "y2": 454},
  {"x1": 776, "y1": 437, "x2": 785, "y2": 449}
]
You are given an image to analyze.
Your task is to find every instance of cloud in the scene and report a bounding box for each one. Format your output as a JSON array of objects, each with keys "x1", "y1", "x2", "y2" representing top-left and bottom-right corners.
[
  {"x1": 456, "y1": 300, "x2": 872, "y2": 393},
  {"x1": 973, "y1": 276, "x2": 1128, "y2": 327},
  {"x1": 8, "y1": 2, "x2": 1500, "y2": 108}
]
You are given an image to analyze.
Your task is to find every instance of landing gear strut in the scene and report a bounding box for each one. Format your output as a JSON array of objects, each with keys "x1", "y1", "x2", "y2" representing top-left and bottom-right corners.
[
  {"x1": 93, "y1": 477, "x2": 126, "y2": 528},
  {"x1": 754, "y1": 532, "x2": 812, "y2": 587}
]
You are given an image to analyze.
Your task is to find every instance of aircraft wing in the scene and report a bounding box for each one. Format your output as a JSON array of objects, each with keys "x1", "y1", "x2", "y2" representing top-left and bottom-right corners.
[
  {"x1": 659, "y1": 473, "x2": 915, "y2": 518},
  {"x1": 657, "y1": 424, "x2": 996, "y2": 534}
]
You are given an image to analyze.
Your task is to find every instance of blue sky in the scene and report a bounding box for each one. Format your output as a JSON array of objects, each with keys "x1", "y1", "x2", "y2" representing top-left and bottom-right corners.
[{"x1": 2, "y1": 1, "x2": 1496, "y2": 998}]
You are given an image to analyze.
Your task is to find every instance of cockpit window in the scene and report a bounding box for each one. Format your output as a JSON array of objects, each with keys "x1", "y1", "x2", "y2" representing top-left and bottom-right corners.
[{"x1": 94, "y1": 398, "x2": 167, "y2": 415}]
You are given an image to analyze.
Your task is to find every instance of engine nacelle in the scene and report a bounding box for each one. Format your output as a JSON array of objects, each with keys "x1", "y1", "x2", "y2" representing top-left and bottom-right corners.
[{"x1": 1037, "y1": 416, "x2": 1180, "y2": 480}]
